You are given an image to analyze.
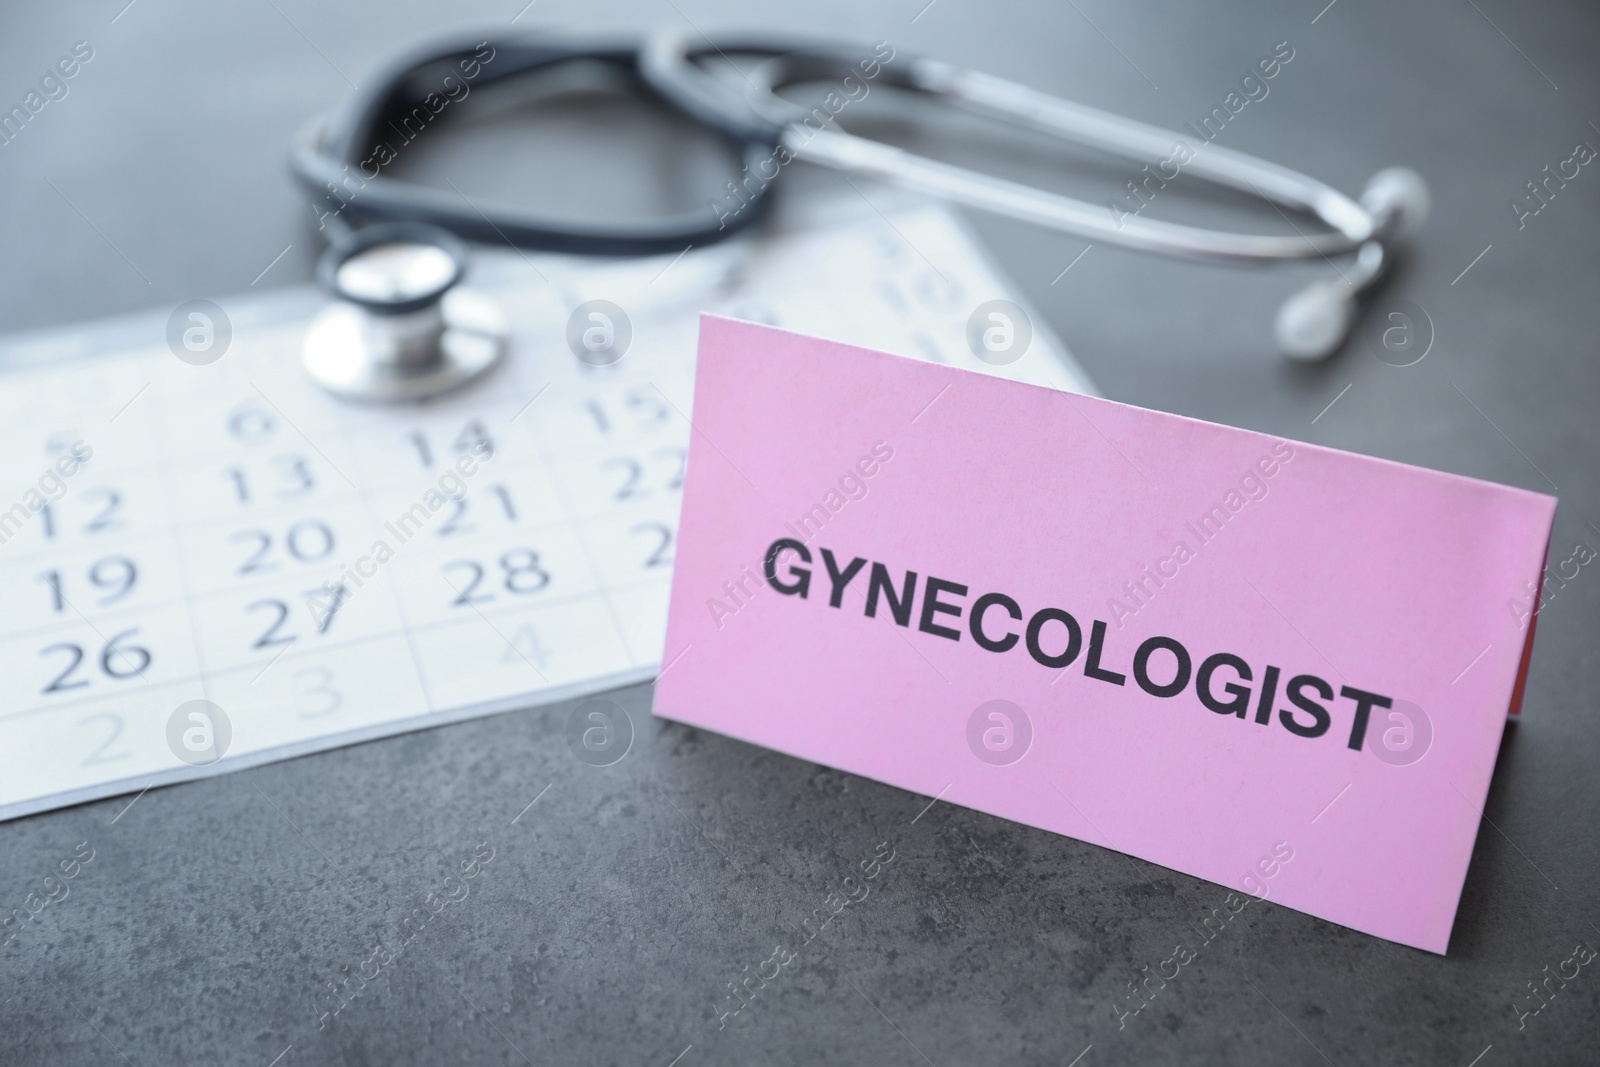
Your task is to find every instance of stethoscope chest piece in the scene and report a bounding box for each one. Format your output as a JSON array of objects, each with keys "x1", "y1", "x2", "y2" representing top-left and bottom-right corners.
[{"x1": 303, "y1": 222, "x2": 508, "y2": 402}]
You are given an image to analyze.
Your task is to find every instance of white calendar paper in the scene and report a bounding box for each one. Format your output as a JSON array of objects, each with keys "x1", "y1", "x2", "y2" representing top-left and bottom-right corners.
[{"x1": 0, "y1": 198, "x2": 1096, "y2": 821}]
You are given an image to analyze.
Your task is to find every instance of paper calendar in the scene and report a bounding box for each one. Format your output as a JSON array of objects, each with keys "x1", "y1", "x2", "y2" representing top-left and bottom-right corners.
[{"x1": 0, "y1": 198, "x2": 1095, "y2": 821}]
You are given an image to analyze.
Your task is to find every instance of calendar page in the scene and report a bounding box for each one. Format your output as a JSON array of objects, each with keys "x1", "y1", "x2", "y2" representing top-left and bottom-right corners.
[{"x1": 0, "y1": 198, "x2": 1096, "y2": 822}]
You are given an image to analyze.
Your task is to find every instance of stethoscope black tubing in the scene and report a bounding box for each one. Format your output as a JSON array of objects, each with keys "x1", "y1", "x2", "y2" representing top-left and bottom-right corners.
[{"x1": 290, "y1": 32, "x2": 784, "y2": 256}]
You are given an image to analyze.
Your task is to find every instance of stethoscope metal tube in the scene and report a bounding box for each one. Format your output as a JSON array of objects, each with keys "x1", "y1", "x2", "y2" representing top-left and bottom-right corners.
[
  {"x1": 909, "y1": 62, "x2": 1381, "y2": 256},
  {"x1": 641, "y1": 33, "x2": 1431, "y2": 361},
  {"x1": 786, "y1": 125, "x2": 1361, "y2": 262}
]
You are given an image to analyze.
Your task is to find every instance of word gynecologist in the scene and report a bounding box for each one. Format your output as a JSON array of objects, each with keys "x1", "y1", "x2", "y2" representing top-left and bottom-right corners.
[{"x1": 762, "y1": 540, "x2": 1396, "y2": 751}]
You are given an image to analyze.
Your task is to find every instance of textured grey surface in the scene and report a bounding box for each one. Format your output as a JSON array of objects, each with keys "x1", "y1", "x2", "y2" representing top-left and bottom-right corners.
[{"x1": 2, "y1": 1, "x2": 1599, "y2": 1065}]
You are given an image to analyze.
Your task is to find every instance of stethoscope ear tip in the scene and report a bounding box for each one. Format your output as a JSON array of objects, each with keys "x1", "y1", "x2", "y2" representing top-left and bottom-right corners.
[
  {"x1": 1361, "y1": 167, "x2": 1430, "y2": 242},
  {"x1": 1274, "y1": 168, "x2": 1428, "y2": 362},
  {"x1": 1275, "y1": 281, "x2": 1355, "y2": 363}
]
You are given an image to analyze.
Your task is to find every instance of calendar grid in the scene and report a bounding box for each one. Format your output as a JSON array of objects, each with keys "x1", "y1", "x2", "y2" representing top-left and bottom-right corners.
[
  {"x1": 147, "y1": 370, "x2": 220, "y2": 711},
  {"x1": 0, "y1": 564, "x2": 668, "y2": 728},
  {"x1": 0, "y1": 200, "x2": 1096, "y2": 821},
  {"x1": 325, "y1": 388, "x2": 442, "y2": 716},
  {"x1": 428, "y1": 391, "x2": 575, "y2": 694},
  {"x1": 525, "y1": 369, "x2": 649, "y2": 673}
]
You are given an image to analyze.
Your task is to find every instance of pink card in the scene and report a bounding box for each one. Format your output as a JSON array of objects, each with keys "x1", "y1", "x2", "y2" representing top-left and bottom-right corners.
[{"x1": 654, "y1": 316, "x2": 1556, "y2": 954}]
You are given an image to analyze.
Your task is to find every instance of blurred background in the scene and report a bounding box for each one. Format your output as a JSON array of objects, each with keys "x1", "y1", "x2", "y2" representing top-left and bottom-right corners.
[{"x1": 2, "y1": 1, "x2": 1598, "y2": 1064}]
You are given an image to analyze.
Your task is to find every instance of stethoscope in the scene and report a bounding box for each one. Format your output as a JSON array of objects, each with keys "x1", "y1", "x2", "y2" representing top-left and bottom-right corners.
[{"x1": 290, "y1": 30, "x2": 1429, "y2": 402}]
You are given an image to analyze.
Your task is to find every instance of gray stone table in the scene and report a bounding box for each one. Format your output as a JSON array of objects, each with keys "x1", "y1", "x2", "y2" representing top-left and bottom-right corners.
[{"x1": 1, "y1": 1, "x2": 1596, "y2": 1063}]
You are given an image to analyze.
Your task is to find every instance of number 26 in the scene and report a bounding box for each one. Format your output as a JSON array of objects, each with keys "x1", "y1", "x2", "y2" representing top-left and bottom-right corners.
[{"x1": 40, "y1": 629, "x2": 151, "y2": 695}]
